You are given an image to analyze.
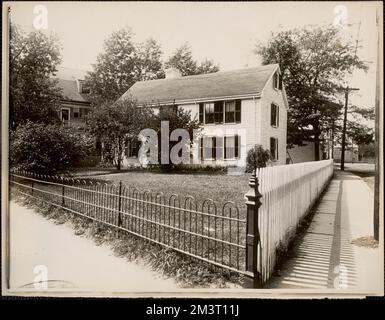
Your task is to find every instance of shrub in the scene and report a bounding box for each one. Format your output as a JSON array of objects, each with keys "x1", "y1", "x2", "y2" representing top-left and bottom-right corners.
[
  {"x1": 246, "y1": 144, "x2": 270, "y2": 173},
  {"x1": 10, "y1": 121, "x2": 86, "y2": 174}
]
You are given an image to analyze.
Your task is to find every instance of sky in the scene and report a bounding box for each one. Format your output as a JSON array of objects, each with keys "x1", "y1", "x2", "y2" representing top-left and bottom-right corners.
[{"x1": 6, "y1": 1, "x2": 381, "y2": 110}]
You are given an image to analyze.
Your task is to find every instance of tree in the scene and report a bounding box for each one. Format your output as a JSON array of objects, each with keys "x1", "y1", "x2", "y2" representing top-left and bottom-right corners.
[
  {"x1": 10, "y1": 24, "x2": 63, "y2": 130},
  {"x1": 246, "y1": 145, "x2": 270, "y2": 173},
  {"x1": 10, "y1": 121, "x2": 85, "y2": 174},
  {"x1": 86, "y1": 99, "x2": 153, "y2": 170},
  {"x1": 165, "y1": 43, "x2": 220, "y2": 76},
  {"x1": 85, "y1": 28, "x2": 164, "y2": 104},
  {"x1": 151, "y1": 107, "x2": 201, "y2": 172},
  {"x1": 256, "y1": 25, "x2": 368, "y2": 160},
  {"x1": 137, "y1": 38, "x2": 165, "y2": 80},
  {"x1": 196, "y1": 59, "x2": 220, "y2": 75}
]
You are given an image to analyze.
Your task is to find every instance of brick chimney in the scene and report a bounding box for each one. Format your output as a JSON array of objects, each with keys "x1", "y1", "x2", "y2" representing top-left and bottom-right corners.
[{"x1": 165, "y1": 68, "x2": 182, "y2": 79}]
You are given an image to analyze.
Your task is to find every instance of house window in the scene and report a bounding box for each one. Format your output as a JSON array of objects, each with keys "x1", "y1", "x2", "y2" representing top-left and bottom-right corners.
[
  {"x1": 201, "y1": 100, "x2": 241, "y2": 124},
  {"x1": 270, "y1": 137, "x2": 279, "y2": 160},
  {"x1": 199, "y1": 136, "x2": 223, "y2": 160},
  {"x1": 214, "y1": 101, "x2": 223, "y2": 123},
  {"x1": 160, "y1": 105, "x2": 178, "y2": 116},
  {"x1": 73, "y1": 107, "x2": 80, "y2": 118},
  {"x1": 273, "y1": 72, "x2": 283, "y2": 90},
  {"x1": 271, "y1": 103, "x2": 279, "y2": 127},
  {"x1": 204, "y1": 103, "x2": 215, "y2": 124},
  {"x1": 78, "y1": 80, "x2": 91, "y2": 94},
  {"x1": 224, "y1": 135, "x2": 240, "y2": 159},
  {"x1": 201, "y1": 136, "x2": 215, "y2": 159},
  {"x1": 125, "y1": 139, "x2": 139, "y2": 158},
  {"x1": 225, "y1": 100, "x2": 241, "y2": 123}
]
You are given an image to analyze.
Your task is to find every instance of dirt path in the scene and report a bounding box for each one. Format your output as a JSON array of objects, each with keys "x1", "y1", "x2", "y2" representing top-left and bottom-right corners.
[{"x1": 9, "y1": 201, "x2": 178, "y2": 293}]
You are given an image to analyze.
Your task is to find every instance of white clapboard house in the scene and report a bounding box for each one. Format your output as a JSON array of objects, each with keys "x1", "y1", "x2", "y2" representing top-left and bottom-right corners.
[{"x1": 120, "y1": 63, "x2": 288, "y2": 167}]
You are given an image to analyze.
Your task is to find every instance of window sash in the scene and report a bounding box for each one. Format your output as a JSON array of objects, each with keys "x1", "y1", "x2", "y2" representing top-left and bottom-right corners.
[
  {"x1": 201, "y1": 100, "x2": 241, "y2": 124},
  {"x1": 224, "y1": 135, "x2": 240, "y2": 159},
  {"x1": 271, "y1": 104, "x2": 279, "y2": 127},
  {"x1": 270, "y1": 137, "x2": 278, "y2": 160},
  {"x1": 204, "y1": 103, "x2": 215, "y2": 124}
]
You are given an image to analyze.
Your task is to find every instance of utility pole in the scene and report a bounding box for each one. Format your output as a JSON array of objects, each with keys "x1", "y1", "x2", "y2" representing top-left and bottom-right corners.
[
  {"x1": 340, "y1": 86, "x2": 359, "y2": 171},
  {"x1": 373, "y1": 7, "x2": 382, "y2": 241}
]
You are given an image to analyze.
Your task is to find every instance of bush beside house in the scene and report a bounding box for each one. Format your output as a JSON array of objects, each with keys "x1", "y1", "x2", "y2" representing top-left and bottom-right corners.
[{"x1": 10, "y1": 121, "x2": 87, "y2": 174}]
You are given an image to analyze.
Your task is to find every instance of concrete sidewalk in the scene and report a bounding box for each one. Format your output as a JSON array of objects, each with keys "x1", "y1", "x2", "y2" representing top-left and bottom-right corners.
[{"x1": 267, "y1": 170, "x2": 383, "y2": 294}]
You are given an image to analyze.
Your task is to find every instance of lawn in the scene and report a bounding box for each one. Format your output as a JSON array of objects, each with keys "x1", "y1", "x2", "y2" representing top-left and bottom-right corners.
[{"x1": 85, "y1": 171, "x2": 250, "y2": 211}]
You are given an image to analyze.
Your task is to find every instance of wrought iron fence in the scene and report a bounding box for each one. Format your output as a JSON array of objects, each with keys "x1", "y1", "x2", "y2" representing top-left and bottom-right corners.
[{"x1": 10, "y1": 170, "x2": 247, "y2": 276}]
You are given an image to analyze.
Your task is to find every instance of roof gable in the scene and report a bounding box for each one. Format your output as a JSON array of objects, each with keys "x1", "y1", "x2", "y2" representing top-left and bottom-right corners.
[
  {"x1": 56, "y1": 79, "x2": 89, "y2": 104},
  {"x1": 121, "y1": 64, "x2": 279, "y2": 105}
]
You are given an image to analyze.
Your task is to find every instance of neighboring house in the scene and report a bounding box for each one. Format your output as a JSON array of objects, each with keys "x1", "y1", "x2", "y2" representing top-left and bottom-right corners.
[
  {"x1": 55, "y1": 67, "x2": 92, "y2": 131},
  {"x1": 333, "y1": 145, "x2": 359, "y2": 163},
  {"x1": 358, "y1": 143, "x2": 375, "y2": 163},
  {"x1": 120, "y1": 63, "x2": 288, "y2": 167},
  {"x1": 287, "y1": 140, "x2": 329, "y2": 163}
]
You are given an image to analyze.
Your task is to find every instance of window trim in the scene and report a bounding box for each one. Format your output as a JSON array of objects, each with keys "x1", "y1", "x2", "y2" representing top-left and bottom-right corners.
[
  {"x1": 273, "y1": 71, "x2": 283, "y2": 91},
  {"x1": 199, "y1": 135, "x2": 241, "y2": 161},
  {"x1": 61, "y1": 107, "x2": 71, "y2": 123},
  {"x1": 73, "y1": 107, "x2": 80, "y2": 119},
  {"x1": 201, "y1": 100, "x2": 241, "y2": 125},
  {"x1": 270, "y1": 103, "x2": 279, "y2": 128},
  {"x1": 270, "y1": 137, "x2": 279, "y2": 161}
]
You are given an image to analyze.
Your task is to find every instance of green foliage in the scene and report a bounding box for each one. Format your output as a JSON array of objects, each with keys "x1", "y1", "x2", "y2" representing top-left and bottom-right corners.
[
  {"x1": 86, "y1": 99, "x2": 153, "y2": 170},
  {"x1": 246, "y1": 145, "x2": 270, "y2": 173},
  {"x1": 10, "y1": 24, "x2": 63, "y2": 130},
  {"x1": 85, "y1": 28, "x2": 164, "y2": 104},
  {"x1": 165, "y1": 43, "x2": 219, "y2": 76},
  {"x1": 256, "y1": 25, "x2": 368, "y2": 159},
  {"x1": 10, "y1": 121, "x2": 86, "y2": 174}
]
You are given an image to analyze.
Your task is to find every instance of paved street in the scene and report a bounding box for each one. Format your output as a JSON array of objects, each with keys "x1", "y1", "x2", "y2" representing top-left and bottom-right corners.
[{"x1": 267, "y1": 170, "x2": 382, "y2": 293}]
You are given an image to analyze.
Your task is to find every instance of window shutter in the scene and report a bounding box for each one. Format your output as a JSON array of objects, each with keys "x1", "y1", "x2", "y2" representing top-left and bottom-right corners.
[
  {"x1": 271, "y1": 104, "x2": 275, "y2": 126},
  {"x1": 212, "y1": 137, "x2": 217, "y2": 159},
  {"x1": 199, "y1": 137, "x2": 203, "y2": 160},
  {"x1": 199, "y1": 103, "x2": 204, "y2": 123},
  {"x1": 277, "y1": 106, "x2": 279, "y2": 127},
  {"x1": 276, "y1": 138, "x2": 279, "y2": 160},
  {"x1": 235, "y1": 135, "x2": 240, "y2": 158},
  {"x1": 270, "y1": 137, "x2": 275, "y2": 160},
  {"x1": 278, "y1": 74, "x2": 283, "y2": 90},
  {"x1": 235, "y1": 100, "x2": 241, "y2": 123}
]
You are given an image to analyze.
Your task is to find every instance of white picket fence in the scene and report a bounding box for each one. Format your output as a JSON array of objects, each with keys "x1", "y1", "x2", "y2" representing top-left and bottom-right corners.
[{"x1": 255, "y1": 159, "x2": 334, "y2": 283}]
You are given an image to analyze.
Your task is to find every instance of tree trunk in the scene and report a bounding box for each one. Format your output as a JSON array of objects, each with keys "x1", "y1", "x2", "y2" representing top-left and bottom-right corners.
[
  {"x1": 116, "y1": 138, "x2": 122, "y2": 171},
  {"x1": 314, "y1": 138, "x2": 320, "y2": 161}
]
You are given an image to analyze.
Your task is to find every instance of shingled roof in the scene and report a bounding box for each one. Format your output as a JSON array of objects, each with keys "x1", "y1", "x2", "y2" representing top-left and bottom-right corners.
[
  {"x1": 57, "y1": 79, "x2": 89, "y2": 103},
  {"x1": 121, "y1": 63, "x2": 279, "y2": 105}
]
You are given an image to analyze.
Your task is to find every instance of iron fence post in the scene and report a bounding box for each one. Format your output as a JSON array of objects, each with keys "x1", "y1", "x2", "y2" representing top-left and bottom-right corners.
[
  {"x1": 243, "y1": 169, "x2": 263, "y2": 288},
  {"x1": 118, "y1": 181, "x2": 123, "y2": 227},
  {"x1": 62, "y1": 183, "x2": 65, "y2": 207}
]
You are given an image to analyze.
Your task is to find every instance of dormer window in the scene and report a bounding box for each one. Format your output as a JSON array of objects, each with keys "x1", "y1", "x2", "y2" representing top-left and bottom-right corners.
[
  {"x1": 273, "y1": 71, "x2": 282, "y2": 90},
  {"x1": 77, "y1": 80, "x2": 91, "y2": 94}
]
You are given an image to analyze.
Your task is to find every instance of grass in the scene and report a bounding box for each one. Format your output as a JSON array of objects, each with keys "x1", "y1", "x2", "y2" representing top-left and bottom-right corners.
[
  {"x1": 11, "y1": 190, "x2": 244, "y2": 288},
  {"x1": 85, "y1": 171, "x2": 250, "y2": 211},
  {"x1": 11, "y1": 173, "x2": 248, "y2": 275}
]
